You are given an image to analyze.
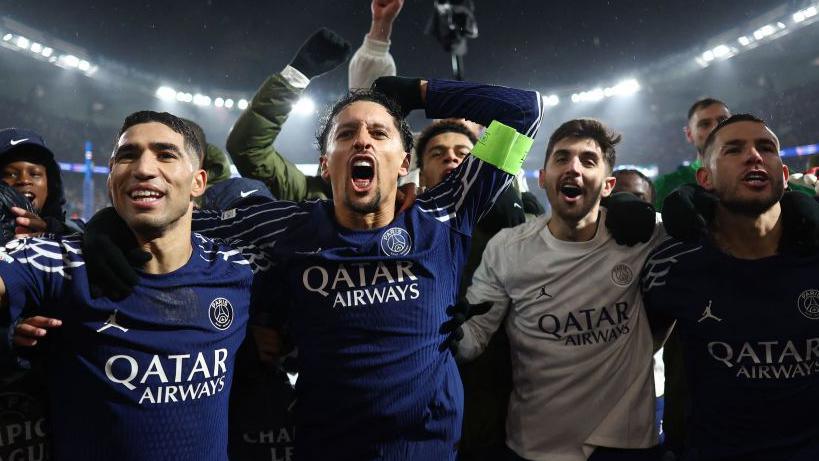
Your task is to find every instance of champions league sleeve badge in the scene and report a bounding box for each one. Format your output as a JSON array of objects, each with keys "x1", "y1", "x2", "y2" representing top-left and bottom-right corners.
[
  {"x1": 209, "y1": 297, "x2": 235, "y2": 330},
  {"x1": 380, "y1": 227, "x2": 412, "y2": 257}
]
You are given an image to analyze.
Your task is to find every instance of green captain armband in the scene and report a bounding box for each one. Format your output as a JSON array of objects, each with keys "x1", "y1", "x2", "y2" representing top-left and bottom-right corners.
[{"x1": 470, "y1": 120, "x2": 535, "y2": 175}]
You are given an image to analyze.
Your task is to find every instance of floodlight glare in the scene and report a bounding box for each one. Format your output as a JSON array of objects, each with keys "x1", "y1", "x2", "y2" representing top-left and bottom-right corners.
[
  {"x1": 292, "y1": 97, "x2": 316, "y2": 115},
  {"x1": 214, "y1": 97, "x2": 225, "y2": 108},
  {"x1": 711, "y1": 44, "x2": 732, "y2": 58},
  {"x1": 224, "y1": 98, "x2": 234, "y2": 109},
  {"x1": 41, "y1": 47, "x2": 53, "y2": 58},
  {"x1": 1, "y1": 33, "x2": 11, "y2": 42},
  {"x1": 193, "y1": 94, "x2": 211, "y2": 106},
  {"x1": 78, "y1": 60, "x2": 91, "y2": 72},
  {"x1": 155, "y1": 86, "x2": 177, "y2": 101},
  {"x1": 542, "y1": 94, "x2": 560, "y2": 107},
  {"x1": 753, "y1": 24, "x2": 776, "y2": 40},
  {"x1": 237, "y1": 99, "x2": 249, "y2": 110},
  {"x1": 737, "y1": 36, "x2": 752, "y2": 46},
  {"x1": 59, "y1": 54, "x2": 80, "y2": 68},
  {"x1": 15, "y1": 36, "x2": 30, "y2": 49},
  {"x1": 30, "y1": 42, "x2": 42, "y2": 53}
]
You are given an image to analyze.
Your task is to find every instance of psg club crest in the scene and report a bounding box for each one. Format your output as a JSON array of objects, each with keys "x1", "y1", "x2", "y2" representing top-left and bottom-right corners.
[
  {"x1": 610, "y1": 263, "x2": 634, "y2": 287},
  {"x1": 380, "y1": 227, "x2": 412, "y2": 256},
  {"x1": 797, "y1": 289, "x2": 819, "y2": 320},
  {"x1": 209, "y1": 297, "x2": 234, "y2": 330}
]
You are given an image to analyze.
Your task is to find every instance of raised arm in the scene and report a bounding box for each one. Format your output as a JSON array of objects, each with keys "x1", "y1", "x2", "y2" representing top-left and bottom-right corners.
[
  {"x1": 348, "y1": 0, "x2": 403, "y2": 90},
  {"x1": 226, "y1": 28, "x2": 351, "y2": 201}
]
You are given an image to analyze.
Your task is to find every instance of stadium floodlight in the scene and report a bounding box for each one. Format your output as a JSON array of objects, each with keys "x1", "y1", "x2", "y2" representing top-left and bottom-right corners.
[
  {"x1": 1, "y1": 33, "x2": 11, "y2": 42},
  {"x1": 753, "y1": 24, "x2": 777, "y2": 40},
  {"x1": 292, "y1": 96, "x2": 316, "y2": 115},
  {"x1": 155, "y1": 86, "x2": 176, "y2": 101},
  {"x1": 793, "y1": 6, "x2": 817, "y2": 23},
  {"x1": 58, "y1": 54, "x2": 80, "y2": 68},
  {"x1": 237, "y1": 99, "x2": 249, "y2": 110},
  {"x1": 41, "y1": 47, "x2": 53, "y2": 58},
  {"x1": 608, "y1": 78, "x2": 640, "y2": 96},
  {"x1": 193, "y1": 94, "x2": 211, "y2": 106},
  {"x1": 711, "y1": 44, "x2": 732, "y2": 58},
  {"x1": 30, "y1": 42, "x2": 42, "y2": 53},
  {"x1": 224, "y1": 98, "x2": 235, "y2": 109},
  {"x1": 214, "y1": 97, "x2": 225, "y2": 108},
  {"x1": 542, "y1": 94, "x2": 560, "y2": 107},
  {"x1": 175, "y1": 91, "x2": 193, "y2": 103},
  {"x1": 78, "y1": 60, "x2": 91, "y2": 72},
  {"x1": 15, "y1": 35, "x2": 29, "y2": 49},
  {"x1": 737, "y1": 36, "x2": 752, "y2": 46}
]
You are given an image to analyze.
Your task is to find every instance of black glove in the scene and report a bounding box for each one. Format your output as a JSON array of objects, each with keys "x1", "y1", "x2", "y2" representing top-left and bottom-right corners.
[
  {"x1": 289, "y1": 28, "x2": 352, "y2": 79},
  {"x1": 661, "y1": 184, "x2": 719, "y2": 242},
  {"x1": 779, "y1": 191, "x2": 819, "y2": 256},
  {"x1": 0, "y1": 181, "x2": 35, "y2": 245},
  {"x1": 439, "y1": 299, "x2": 493, "y2": 353},
  {"x1": 602, "y1": 192, "x2": 656, "y2": 246},
  {"x1": 371, "y1": 76, "x2": 424, "y2": 116},
  {"x1": 82, "y1": 207, "x2": 151, "y2": 300},
  {"x1": 479, "y1": 186, "x2": 526, "y2": 236}
]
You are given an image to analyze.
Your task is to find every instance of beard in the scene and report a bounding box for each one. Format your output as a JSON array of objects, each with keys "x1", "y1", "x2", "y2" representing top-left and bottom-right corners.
[
  {"x1": 718, "y1": 174, "x2": 784, "y2": 216},
  {"x1": 549, "y1": 180, "x2": 605, "y2": 224},
  {"x1": 344, "y1": 187, "x2": 382, "y2": 215}
]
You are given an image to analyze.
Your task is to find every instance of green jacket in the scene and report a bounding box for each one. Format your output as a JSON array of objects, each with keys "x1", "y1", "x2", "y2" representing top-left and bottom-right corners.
[{"x1": 226, "y1": 73, "x2": 331, "y2": 201}]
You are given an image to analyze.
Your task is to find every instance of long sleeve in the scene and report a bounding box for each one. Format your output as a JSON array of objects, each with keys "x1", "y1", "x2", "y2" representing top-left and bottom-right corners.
[
  {"x1": 348, "y1": 35, "x2": 396, "y2": 90},
  {"x1": 226, "y1": 68, "x2": 330, "y2": 201},
  {"x1": 459, "y1": 231, "x2": 512, "y2": 360}
]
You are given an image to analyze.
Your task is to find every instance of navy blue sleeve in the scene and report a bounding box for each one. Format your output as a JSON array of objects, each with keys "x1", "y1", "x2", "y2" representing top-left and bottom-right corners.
[
  {"x1": 424, "y1": 79, "x2": 543, "y2": 138},
  {"x1": 192, "y1": 200, "x2": 308, "y2": 251}
]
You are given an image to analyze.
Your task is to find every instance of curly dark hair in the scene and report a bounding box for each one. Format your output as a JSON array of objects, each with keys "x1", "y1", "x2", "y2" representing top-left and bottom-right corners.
[
  {"x1": 315, "y1": 89, "x2": 414, "y2": 157},
  {"x1": 414, "y1": 120, "x2": 478, "y2": 170}
]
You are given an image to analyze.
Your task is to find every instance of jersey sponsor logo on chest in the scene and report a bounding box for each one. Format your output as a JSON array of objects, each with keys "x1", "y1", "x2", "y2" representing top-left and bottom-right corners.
[
  {"x1": 537, "y1": 302, "x2": 632, "y2": 346},
  {"x1": 302, "y1": 260, "x2": 420, "y2": 308},
  {"x1": 708, "y1": 338, "x2": 819, "y2": 380},
  {"x1": 105, "y1": 349, "x2": 230, "y2": 405}
]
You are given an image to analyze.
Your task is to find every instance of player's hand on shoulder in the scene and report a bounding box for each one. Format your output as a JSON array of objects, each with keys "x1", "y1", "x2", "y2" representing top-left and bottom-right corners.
[
  {"x1": 82, "y1": 207, "x2": 152, "y2": 300},
  {"x1": 14, "y1": 316, "x2": 62, "y2": 347},
  {"x1": 602, "y1": 192, "x2": 656, "y2": 246},
  {"x1": 439, "y1": 299, "x2": 492, "y2": 353},
  {"x1": 661, "y1": 184, "x2": 718, "y2": 242}
]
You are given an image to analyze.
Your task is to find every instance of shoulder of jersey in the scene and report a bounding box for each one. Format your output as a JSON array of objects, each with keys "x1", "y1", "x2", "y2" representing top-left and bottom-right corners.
[
  {"x1": 488, "y1": 214, "x2": 547, "y2": 248},
  {"x1": 645, "y1": 236, "x2": 703, "y2": 266}
]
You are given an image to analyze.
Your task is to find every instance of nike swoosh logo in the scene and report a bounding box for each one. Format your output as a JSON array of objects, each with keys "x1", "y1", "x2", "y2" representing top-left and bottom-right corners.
[
  {"x1": 239, "y1": 189, "x2": 258, "y2": 198},
  {"x1": 9, "y1": 138, "x2": 29, "y2": 146},
  {"x1": 514, "y1": 203, "x2": 523, "y2": 209}
]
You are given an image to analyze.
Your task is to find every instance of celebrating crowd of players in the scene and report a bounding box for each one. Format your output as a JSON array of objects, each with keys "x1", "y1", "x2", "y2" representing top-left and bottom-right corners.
[{"x1": 1, "y1": 1, "x2": 818, "y2": 460}]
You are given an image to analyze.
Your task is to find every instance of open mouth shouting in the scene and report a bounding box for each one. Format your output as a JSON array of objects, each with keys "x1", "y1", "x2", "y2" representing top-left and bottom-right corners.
[
  {"x1": 558, "y1": 181, "x2": 584, "y2": 203},
  {"x1": 19, "y1": 189, "x2": 36, "y2": 204},
  {"x1": 350, "y1": 155, "x2": 376, "y2": 192},
  {"x1": 742, "y1": 169, "x2": 770, "y2": 189}
]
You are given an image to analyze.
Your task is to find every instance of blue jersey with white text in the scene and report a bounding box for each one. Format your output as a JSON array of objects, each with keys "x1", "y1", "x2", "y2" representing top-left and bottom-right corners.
[
  {"x1": 0, "y1": 234, "x2": 274, "y2": 461},
  {"x1": 192, "y1": 79, "x2": 543, "y2": 460},
  {"x1": 641, "y1": 239, "x2": 819, "y2": 461}
]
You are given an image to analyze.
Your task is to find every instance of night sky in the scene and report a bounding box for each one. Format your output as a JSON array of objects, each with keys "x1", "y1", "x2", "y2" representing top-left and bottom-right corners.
[{"x1": 0, "y1": 0, "x2": 790, "y2": 94}]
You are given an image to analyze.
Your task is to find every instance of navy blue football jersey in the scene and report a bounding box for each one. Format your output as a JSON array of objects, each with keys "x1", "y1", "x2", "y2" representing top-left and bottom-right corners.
[
  {"x1": 0, "y1": 234, "x2": 273, "y2": 460},
  {"x1": 192, "y1": 79, "x2": 542, "y2": 460},
  {"x1": 641, "y1": 239, "x2": 819, "y2": 461}
]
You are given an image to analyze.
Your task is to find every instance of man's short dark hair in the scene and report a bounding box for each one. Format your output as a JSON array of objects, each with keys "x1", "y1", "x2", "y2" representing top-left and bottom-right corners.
[
  {"x1": 414, "y1": 120, "x2": 478, "y2": 169},
  {"x1": 117, "y1": 111, "x2": 203, "y2": 166},
  {"x1": 544, "y1": 118, "x2": 620, "y2": 170},
  {"x1": 702, "y1": 113, "x2": 769, "y2": 162},
  {"x1": 181, "y1": 118, "x2": 207, "y2": 164},
  {"x1": 613, "y1": 168, "x2": 656, "y2": 200},
  {"x1": 316, "y1": 89, "x2": 414, "y2": 156},
  {"x1": 687, "y1": 98, "x2": 728, "y2": 121}
]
